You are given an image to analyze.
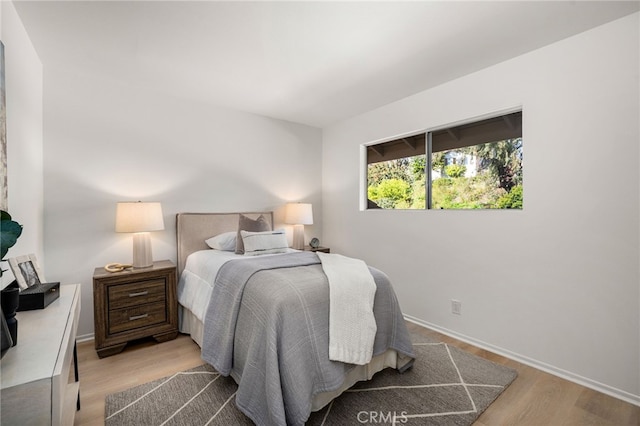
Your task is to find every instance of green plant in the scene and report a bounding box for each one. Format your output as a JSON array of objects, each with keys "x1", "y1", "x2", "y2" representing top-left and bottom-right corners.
[
  {"x1": 444, "y1": 164, "x2": 467, "y2": 178},
  {"x1": 496, "y1": 185, "x2": 523, "y2": 209},
  {"x1": 1, "y1": 210, "x2": 23, "y2": 276},
  {"x1": 368, "y1": 178, "x2": 412, "y2": 209}
]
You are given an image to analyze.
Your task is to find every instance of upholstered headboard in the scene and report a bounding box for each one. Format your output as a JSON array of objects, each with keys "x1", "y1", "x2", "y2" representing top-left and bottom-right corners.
[{"x1": 175, "y1": 212, "x2": 274, "y2": 276}]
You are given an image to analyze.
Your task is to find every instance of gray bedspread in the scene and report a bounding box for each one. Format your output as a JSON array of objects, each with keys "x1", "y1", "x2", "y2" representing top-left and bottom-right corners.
[{"x1": 201, "y1": 251, "x2": 415, "y2": 425}]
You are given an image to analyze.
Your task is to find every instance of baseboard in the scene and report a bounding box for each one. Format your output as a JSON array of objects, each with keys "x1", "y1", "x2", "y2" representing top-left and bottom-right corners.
[
  {"x1": 76, "y1": 332, "x2": 94, "y2": 343},
  {"x1": 404, "y1": 314, "x2": 640, "y2": 407}
]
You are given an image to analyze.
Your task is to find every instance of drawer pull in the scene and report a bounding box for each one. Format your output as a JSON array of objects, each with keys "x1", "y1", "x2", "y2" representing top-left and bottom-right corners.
[
  {"x1": 129, "y1": 314, "x2": 149, "y2": 321},
  {"x1": 129, "y1": 291, "x2": 149, "y2": 298}
]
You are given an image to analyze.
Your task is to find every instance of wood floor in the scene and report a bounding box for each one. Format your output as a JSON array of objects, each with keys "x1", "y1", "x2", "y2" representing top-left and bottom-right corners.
[{"x1": 74, "y1": 323, "x2": 639, "y2": 426}]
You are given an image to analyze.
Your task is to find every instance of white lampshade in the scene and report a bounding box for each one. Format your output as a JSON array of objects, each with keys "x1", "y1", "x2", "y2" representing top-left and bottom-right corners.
[
  {"x1": 285, "y1": 203, "x2": 313, "y2": 250},
  {"x1": 115, "y1": 202, "x2": 164, "y2": 268},
  {"x1": 285, "y1": 203, "x2": 313, "y2": 225},
  {"x1": 116, "y1": 202, "x2": 165, "y2": 233}
]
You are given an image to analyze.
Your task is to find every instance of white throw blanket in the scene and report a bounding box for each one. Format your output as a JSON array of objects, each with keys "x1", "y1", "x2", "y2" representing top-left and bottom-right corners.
[{"x1": 317, "y1": 252, "x2": 377, "y2": 365}]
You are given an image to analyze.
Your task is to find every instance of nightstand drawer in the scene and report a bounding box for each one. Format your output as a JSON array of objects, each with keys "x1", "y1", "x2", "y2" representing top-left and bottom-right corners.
[
  {"x1": 108, "y1": 302, "x2": 167, "y2": 334},
  {"x1": 108, "y1": 279, "x2": 166, "y2": 310}
]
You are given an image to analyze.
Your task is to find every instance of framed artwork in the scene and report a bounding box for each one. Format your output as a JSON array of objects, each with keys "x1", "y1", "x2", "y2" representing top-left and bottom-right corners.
[
  {"x1": 0, "y1": 41, "x2": 7, "y2": 211},
  {"x1": 8, "y1": 254, "x2": 46, "y2": 291}
]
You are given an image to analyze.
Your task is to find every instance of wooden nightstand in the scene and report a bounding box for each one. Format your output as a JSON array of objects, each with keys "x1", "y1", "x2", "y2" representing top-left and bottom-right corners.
[
  {"x1": 93, "y1": 260, "x2": 178, "y2": 358},
  {"x1": 304, "y1": 246, "x2": 330, "y2": 253}
]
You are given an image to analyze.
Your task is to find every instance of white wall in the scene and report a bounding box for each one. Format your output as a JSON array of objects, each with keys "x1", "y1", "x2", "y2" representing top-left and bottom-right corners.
[
  {"x1": 323, "y1": 13, "x2": 639, "y2": 403},
  {"x1": 42, "y1": 68, "x2": 322, "y2": 337},
  {"x1": 0, "y1": 1, "x2": 44, "y2": 289}
]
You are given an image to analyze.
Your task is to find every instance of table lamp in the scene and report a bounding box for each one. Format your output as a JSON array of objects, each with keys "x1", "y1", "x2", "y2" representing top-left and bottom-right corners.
[
  {"x1": 115, "y1": 201, "x2": 164, "y2": 268},
  {"x1": 285, "y1": 203, "x2": 313, "y2": 250}
]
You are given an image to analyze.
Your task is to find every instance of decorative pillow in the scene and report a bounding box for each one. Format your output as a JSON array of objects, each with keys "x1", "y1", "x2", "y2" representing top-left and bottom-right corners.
[
  {"x1": 205, "y1": 231, "x2": 237, "y2": 251},
  {"x1": 235, "y1": 214, "x2": 271, "y2": 254},
  {"x1": 241, "y1": 229, "x2": 288, "y2": 256}
]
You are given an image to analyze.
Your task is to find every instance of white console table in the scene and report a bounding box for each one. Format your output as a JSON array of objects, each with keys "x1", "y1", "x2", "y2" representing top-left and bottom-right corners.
[{"x1": 1, "y1": 284, "x2": 81, "y2": 425}]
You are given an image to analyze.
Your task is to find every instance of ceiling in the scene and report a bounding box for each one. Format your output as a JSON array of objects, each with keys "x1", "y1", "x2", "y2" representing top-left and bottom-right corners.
[{"x1": 12, "y1": 1, "x2": 639, "y2": 128}]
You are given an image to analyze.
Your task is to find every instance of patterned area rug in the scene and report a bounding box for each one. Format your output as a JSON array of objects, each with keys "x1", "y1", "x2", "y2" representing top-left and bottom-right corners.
[{"x1": 105, "y1": 334, "x2": 517, "y2": 425}]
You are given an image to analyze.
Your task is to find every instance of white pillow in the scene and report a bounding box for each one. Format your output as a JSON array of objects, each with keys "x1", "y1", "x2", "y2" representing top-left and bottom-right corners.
[
  {"x1": 240, "y1": 229, "x2": 288, "y2": 256},
  {"x1": 205, "y1": 231, "x2": 237, "y2": 251}
]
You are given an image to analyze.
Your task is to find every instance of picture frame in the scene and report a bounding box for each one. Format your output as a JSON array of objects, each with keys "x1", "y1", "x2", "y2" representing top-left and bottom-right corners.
[
  {"x1": 8, "y1": 254, "x2": 46, "y2": 291},
  {"x1": 0, "y1": 41, "x2": 7, "y2": 211}
]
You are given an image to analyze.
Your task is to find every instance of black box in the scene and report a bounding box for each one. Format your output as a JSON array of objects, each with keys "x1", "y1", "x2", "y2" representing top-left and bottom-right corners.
[{"x1": 17, "y1": 282, "x2": 60, "y2": 311}]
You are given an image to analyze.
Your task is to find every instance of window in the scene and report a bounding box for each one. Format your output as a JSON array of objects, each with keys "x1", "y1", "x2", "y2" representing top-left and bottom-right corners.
[{"x1": 365, "y1": 111, "x2": 522, "y2": 209}]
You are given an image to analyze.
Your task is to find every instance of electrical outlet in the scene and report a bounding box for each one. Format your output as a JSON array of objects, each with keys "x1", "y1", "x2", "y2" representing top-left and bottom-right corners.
[{"x1": 451, "y1": 299, "x2": 462, "y2": 315}]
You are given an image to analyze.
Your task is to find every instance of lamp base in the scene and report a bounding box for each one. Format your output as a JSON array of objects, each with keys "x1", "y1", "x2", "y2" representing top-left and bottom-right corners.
[
  {"x1": 292, "y1": 224, "x2": 305, "y2": 250},
  {"x1": 132, "y1": 232, "x2": 153, "y2": 268}
]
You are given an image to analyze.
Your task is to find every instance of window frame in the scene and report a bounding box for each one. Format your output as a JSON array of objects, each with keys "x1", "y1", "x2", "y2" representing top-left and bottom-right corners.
[{"x1": 362, "y1": 107, "x2": 523, "y2": 211}]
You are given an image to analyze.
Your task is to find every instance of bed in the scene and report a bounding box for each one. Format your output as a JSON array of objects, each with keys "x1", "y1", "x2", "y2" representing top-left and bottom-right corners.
[{"x1": 176, "y1": 212, "x2": 415, "y2": 425}]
